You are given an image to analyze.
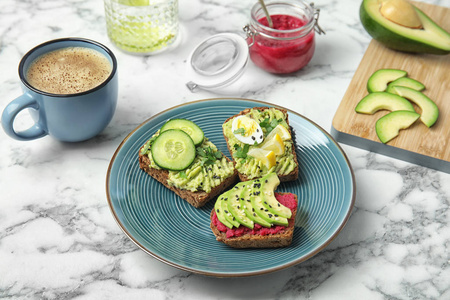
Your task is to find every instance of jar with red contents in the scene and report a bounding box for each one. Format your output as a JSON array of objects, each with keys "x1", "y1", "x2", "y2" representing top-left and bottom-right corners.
[
  {"x1": 185, "y1": 0, "x2": 324, "y2": 92},
  {"x1": 244, "y1": 0, "x2": 324, "y2": 74}
]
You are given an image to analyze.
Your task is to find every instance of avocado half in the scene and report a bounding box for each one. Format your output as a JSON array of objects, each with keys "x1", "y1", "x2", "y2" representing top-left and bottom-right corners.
[{"x1": 360, "y1": 0, "x2": 450, "y2": 55}]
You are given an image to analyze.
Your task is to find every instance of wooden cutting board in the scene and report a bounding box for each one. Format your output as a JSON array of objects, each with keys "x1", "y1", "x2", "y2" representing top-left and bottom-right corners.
[{"x1": 331, "y1": 1, "x2": 450, "y2": 173}]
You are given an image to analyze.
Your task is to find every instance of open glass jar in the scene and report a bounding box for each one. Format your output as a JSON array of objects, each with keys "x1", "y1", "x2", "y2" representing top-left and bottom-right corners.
[
  {"x1": 186, "y1": 0, "x2": 324, "y2": 92},
  {"x1": 245, "y1": 0, "x2": 324, "y2": 74}
]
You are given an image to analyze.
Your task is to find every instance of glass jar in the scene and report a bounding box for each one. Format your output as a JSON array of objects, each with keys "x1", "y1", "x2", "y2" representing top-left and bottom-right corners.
[
  {"x1": 244, "y1": 0, "x2": 324, "y2": 74},
  {"x1": 104, "y1": 0, "x2": 179, "y2": 55},
  {"x1": 185, "y1": 0, "x2": 324, "y2": 92}
]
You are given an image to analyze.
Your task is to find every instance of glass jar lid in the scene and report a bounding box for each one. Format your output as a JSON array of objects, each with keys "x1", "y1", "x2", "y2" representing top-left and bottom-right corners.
[{"x1": 186, "y1": 33, "x2": 249, "y2": 92}]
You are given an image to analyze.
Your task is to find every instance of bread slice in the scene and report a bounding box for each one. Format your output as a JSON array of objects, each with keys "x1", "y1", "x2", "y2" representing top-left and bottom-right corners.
[
  {"x1": 139, "y1": 145, "x2": 238, "y2": 208},
  {"x1": 223, "y1": 107, "x2": 299, "y2": 182},
  {"x1": 210, "y1": 193, "x2": 297, "y2": 248}
]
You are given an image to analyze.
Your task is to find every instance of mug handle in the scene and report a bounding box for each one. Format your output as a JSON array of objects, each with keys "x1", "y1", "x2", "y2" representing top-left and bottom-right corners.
[{"x1": 1, "y1": 93, "x2": 47, "y2": 141}]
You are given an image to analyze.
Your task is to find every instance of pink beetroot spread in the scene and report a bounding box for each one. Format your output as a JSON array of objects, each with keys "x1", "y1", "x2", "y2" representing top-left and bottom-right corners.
[
  {"x1": 212, "y1": 192, "x2": 297, "y2": 239},
  {"x1": 248, "y1": 14, "x2": 315, "y2": 74}
]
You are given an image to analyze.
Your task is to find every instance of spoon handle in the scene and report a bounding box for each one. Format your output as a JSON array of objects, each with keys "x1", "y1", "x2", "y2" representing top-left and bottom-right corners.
[{"x1": 259, "y1": 0, "x2": 273, "y2": 28}]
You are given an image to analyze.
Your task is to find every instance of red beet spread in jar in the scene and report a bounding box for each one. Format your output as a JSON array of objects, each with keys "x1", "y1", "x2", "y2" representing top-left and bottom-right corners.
[
  {"x1": 248, "y1": 14, "x2": 315, "y2": 74},
  {"x1": 212, "y1": 192, "x2": 298, "y2": 239}
]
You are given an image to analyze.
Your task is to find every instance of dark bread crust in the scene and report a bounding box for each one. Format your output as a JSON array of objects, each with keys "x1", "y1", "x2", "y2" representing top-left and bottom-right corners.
[
  {"x1": 210, "y1": 193, "x2": 298, "y2": 248},
  {"x1": 139, "y1": 146, "x2": 239, "y2": 208},
  {"x1": 223, "y1": 107, "x2": 299, "y2": 182}
]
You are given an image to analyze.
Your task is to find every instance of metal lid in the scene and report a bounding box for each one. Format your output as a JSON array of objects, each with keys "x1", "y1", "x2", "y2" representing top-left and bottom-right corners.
[{"x1": 186, "y1": 33, "x2": 249, "y2": 92}]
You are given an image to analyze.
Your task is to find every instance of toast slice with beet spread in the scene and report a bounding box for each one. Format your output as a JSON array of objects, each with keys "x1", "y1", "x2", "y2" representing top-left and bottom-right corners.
[
  {"x1": 222, "y1": 107, "x2": 299, "y2": 182},
  {"x1": 210, "y1": 173, "x2": 298, "y2": 248}
]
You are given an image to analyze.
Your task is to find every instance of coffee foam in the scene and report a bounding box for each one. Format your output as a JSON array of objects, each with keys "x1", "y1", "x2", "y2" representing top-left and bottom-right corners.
[{"x1": 26, "y1": 47, "x2": 112, "y2": 95}]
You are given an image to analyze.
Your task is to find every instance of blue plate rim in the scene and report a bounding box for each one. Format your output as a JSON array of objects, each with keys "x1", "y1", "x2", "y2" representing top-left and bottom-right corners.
[{"x1": 106, "y1": 98, "x2": 356, "y2": 277}]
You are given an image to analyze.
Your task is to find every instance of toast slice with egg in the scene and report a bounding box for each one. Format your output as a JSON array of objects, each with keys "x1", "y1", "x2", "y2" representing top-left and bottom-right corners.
[{"x1": 222, "y1": 107, "x2": 299, "y2": 182}]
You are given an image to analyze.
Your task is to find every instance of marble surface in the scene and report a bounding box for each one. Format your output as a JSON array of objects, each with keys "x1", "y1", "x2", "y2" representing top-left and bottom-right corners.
[{"x1": 1, "y1": 0, "x2": 449, "y2": 299}]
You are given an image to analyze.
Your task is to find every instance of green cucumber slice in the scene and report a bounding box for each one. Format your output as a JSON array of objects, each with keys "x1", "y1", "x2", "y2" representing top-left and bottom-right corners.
[
  {"x1": 160, "y1": 119, "x2": 205, "y2": 146},
  {"x1": 367, "y1": 69, "x2": 407, "y2": 93},
  {"x1": 355, "y1": 92, "x2": 415, "y2": 114},
  {"x1": 388, "y1": 86, "x2": 439, "y2": 127},
  {"x1": 375, "y1": 110, "x2": 420, "y2": 143},
  {"x1": 151, "y1": 129, "x2": 196, "y2": 170}
]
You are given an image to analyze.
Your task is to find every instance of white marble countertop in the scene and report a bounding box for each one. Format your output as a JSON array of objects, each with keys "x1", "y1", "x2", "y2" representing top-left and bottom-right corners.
[{"x1": 1, "y1": 0, "x2": 449, "y2": 299}]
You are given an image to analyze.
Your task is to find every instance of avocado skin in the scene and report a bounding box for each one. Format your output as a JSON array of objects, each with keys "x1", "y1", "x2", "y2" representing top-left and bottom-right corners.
[{"x1": 359, "y1": 1, "x2": 450, "y2": 55}]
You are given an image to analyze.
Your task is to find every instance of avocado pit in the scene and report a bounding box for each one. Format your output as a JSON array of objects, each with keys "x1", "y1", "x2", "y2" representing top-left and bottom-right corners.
[{"x1": 379, "y1": 0, "x2": 423, "y2": 29}]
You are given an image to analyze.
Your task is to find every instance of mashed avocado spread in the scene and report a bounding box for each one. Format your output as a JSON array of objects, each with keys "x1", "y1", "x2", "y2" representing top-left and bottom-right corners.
[
  {"x1": 141, "y1": 134, "x2": 234, "y2": 193},
  {"x1": 223, "y1": 108, "x2": 297, "y2": 179}
]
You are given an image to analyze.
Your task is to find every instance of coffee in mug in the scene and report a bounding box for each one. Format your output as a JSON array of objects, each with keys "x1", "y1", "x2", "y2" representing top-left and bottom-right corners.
[
  {"x1": 26, "y1": 47, "x2": 112, "y2": 95},
  {"x1": 1, "y1": 38, "x2": 118, "y2": 142}
]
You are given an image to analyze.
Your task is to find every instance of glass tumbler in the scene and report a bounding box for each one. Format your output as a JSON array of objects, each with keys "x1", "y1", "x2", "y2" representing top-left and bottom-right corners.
[{"x1": 104, "y1": 0, "x2": 179, "y2": 55}]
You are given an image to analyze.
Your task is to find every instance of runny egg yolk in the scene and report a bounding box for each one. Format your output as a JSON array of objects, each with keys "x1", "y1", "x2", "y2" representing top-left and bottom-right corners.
[{"x1": 232, "y1": 116, "x2": 264, "y2": 145}]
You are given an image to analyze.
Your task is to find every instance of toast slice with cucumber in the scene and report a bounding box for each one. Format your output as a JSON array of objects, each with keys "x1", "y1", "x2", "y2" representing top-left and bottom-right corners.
[
  {"x1": 222, "y1": 107, "x2": 299, "y2": 182},
  {"x1": 139, "y1": 119, "x2": 238, "y2": 208}
]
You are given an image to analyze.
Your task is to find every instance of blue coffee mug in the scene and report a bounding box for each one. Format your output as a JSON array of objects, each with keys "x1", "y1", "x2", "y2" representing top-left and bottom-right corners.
[{"x1": 1, "y1": 38, "x2": 118, "y2": 142}]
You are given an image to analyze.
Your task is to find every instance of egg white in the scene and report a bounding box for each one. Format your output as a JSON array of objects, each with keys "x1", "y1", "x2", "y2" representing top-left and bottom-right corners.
[{"x1": 231, "y1": 116, "x2": 264, "y2": 145}]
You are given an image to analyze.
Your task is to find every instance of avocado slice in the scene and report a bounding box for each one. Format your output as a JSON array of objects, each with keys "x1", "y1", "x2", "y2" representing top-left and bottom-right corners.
[
  {"x1": 259, "y1": 173, "x2": 292, "y2": 218},
  {"x1": 388, "y1": 86, "x2": 439, "y2": 127},
  {"x1": 355, "y1": 92, "x2": 415, "y2": 114},
  {"x1": 376, "y1": 110, "x2": 420, "y2": 143},
  {"x1": 386, "y1": 77, "x2": 425, "y2": 92},
  {"x1": 214, "y1": 193, "x2": 234, "y2": 229},
  {"x1": 219, "y1": 191, "x2": 241, "y2": 228},
  {"x1": 367, "y1": 69, "x2": 407, "y2": 93},
  {"x1": 250, "y1": 179, "x2": 288, "y2": 226},
  {"x1": 360, "y1": 0, "x2": 450, "y2": 55},
  {"x1": 240, "y1": 183, "x2": 272, "y2": 228},
  {"x1": 227, "y1": 182, "x2": 254, "y2": 229}
]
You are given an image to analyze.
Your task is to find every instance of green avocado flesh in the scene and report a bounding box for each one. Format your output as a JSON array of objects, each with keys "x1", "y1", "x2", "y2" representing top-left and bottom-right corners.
[
  {"x1": 367, "y1": 69, "x2": 407, "y2": 92},
  {"x1": 360, "y1": 0, "x2": 450, "y2": 55},
  {"x1": 355, "y1": 92, "x2": 415, "y2": 114},
  {"x1": 388, "y1": 86, "x2": 439, "y2": 127},
  {"x1": 227, "y1": 182, "x2": 254, "y2": 229},
  {"x1": 386, "y1": 77, "x2": 425, "y2": 92},
  {"x1": 215, "y1": 173, "x2": 291, "y2": 229},
  {"x1": 240, "y1": 184, "x2": 272, "y2": 228},
  {"x1": 376, "y1": 110, "x2": 420, "y2": 143}
]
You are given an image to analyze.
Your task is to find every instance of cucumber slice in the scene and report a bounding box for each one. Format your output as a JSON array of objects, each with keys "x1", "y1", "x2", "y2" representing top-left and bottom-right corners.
[
  {"x1": 151, "y1": 129, "x2": 196, "y2": 170},
  {"x1": 355, "y1": 92, "x2": 415, "y2": 114},
  {"x1": 367, "y1": 69, "x2": 407, "y2": 93},
  {"x1": 160, "y1": 119, "x2": 205, "y2": 146},
  {"x1": 375, "y1": 110, "x2": 420, "y2": 143}
]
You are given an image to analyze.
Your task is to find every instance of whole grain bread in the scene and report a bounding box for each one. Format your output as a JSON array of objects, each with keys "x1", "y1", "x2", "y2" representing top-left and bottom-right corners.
[
  {"x1": 210, "y1": 193, "x2": 298, "y2": 248},
  {"x1": 139, "y1": 145, "x2": 238, "y2": 208},
  {"x1": 223, "y1": 107, "x2": 299, "y2": 182}
]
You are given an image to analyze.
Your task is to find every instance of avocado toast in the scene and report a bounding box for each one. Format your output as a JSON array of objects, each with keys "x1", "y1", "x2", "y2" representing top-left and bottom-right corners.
[
  {"x1": 139, "y1": 119, "x2": 238, "y2": 208},
  {"x1": 222, "y1": 107, "x2": 299, "y2": 182},
  {"x1": 210, "y1": 172, "x2": 298, "y2": 248}
]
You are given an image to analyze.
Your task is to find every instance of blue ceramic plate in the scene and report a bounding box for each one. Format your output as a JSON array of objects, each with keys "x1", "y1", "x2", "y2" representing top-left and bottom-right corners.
[{"x1": 106, "y1": 98, "x2": 355, "y2": 277}]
